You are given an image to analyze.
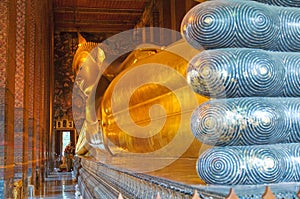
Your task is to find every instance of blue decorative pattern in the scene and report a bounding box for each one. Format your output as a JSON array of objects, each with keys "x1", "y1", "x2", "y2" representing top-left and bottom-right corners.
[
  {"x1": 182, "y1": 0, "x2": 300, "y2": 188},
  {"x1": 191, "y1": 97, "x2": 300, "y2": 146},
  {"x1": 181, "y1": 0, "x2": 300, "y2": 51},
  {"x1": 187, "y1": 48, "x2": 300, "y2": 98},
  {"x1": 197, "y1": 143, "x2": 300, "y2": 185},
  {"x1": 252, "y1": 0, "x2": 300, "y2": 7},
  {"x1": 0, "y1": 180, "x2": 3, "y2": 199}
]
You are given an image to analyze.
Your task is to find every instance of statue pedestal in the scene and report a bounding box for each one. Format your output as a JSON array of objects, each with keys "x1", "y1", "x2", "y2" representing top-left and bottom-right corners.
[{"x1": 74, "y1": 154, "x2": 300, "y2": 198}]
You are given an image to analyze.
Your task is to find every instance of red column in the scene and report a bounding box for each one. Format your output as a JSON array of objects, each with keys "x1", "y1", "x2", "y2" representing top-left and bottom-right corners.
[
  {"x1": 0, "y1": 0, "x2": 17, "y2": 198},
  {"x1": 13, "y1": 0, "x2": 29, "y2": 198}
]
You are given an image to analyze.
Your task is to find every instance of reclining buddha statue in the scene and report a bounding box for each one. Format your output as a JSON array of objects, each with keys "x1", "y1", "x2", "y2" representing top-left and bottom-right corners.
[{"x1": 72, "y1": 32, "x2": 208, "y2": 165}]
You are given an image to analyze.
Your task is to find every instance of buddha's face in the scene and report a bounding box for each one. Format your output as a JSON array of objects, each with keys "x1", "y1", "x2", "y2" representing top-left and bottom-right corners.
[{"x1": 75, "y1": 47, "x2": 105, "y2": 96}]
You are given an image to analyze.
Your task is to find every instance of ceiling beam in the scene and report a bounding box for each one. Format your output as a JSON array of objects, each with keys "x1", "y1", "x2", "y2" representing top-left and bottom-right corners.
[
  {"x1": 55, "y1": 20, "x2": 136, "y2": 26},
  {"x1": 54, "y1": 27, "x2": 127, "y2": 33},
  {"x1": 85, "y1": 0, "x2": 149, "y2": 1},
  {"x1": 53, "y1": 0, "x2": 150, "y2": 4},
  {"x1": 54, "y1": 7, "x2": 143, "y2": 15},
  {"x1": 54, "y1": 24, "x2": 131, "y2": 33},
  {"x1": 54, "y1": 23, "x2": 134, "y2": 30}
]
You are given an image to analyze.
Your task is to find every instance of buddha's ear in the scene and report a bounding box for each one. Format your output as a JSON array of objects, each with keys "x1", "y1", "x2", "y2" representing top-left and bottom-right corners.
[
  {"x1": 78, "y1": 32, "x2": 86, "y2": 45},
  {"x1": 94, "y1": 46, "x2": 105, "y2": 65}
]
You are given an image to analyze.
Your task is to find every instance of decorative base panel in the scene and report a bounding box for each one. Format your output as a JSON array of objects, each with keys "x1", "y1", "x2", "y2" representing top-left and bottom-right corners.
[
  {"x1": 75, "y1": 156, "x2": 224, "y2": 199},
  {"x1": 74, "y1": 155, "x2": 300, "y2": 198}
]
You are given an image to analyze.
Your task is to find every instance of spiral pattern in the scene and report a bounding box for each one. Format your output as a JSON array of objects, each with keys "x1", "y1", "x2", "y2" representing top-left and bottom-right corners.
[
  {"x1": 237, "y1": 49, "x2": 284, "y2": 97},
  {"x1": 277, "y1": 9, "x2": 300, "y2": 52},
  {"x1": 282, "y1": 54, "x2": 300, "y2": 97},
  {"x1": 187, "y1": 48, "x2": 300, "y2": 98},
  {"x1": 197, "y1": 143, "x2": 300, "y2": 185},
  {"x1": 286, "y1": 99, "x2": 300, "y2": 142},
  {"x1": 253, "y1": 0, "x2": 300, "y2": 7},
  {"x1": 245, "y1": 145, "x2": 291, "y2": 184},
  {"x1": 187, "y1": 49, "x2": 236, "y2": 98},
  {"x1": 191, "y1": 97, "x2": 299, "y2": 146},
  {"x1": 181, "y1": 1, "x2": 235, "y2": 50},
  {"x1": 186, "y1": 0, "x2": 300, "y2": 189},
  {"x1": 181, "y1": 0, "x2": 300, "y2": 52},
  {"x1": 191, "y1": 100, "x2": 239, "y2": 146},
  {"x1": 289, "y1": 144, "x2": 300, "y2": 181},
  {"x1": 197, "y1": 147, "x2": 245, "y2": 184},
  {"x1": 235, "y1": 2, "x2": 278, "y2": 49}
]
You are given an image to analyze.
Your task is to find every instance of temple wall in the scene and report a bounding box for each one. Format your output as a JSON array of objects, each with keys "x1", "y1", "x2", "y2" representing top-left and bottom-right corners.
[{"x1": 0, "y1": 0, "x2": 53, "y2": 198}]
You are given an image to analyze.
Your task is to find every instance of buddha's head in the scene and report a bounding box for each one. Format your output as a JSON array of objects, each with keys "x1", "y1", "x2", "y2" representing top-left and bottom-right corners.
[{"x1": 72, "y1": 33, "x2": 105, "y2": 96}]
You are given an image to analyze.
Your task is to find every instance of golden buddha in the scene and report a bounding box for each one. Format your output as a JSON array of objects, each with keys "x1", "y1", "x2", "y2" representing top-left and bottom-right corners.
[
  {"x1": 72, "y1": 34, "x2": 105, "y2": 155},
  {"x1": 72, "y1": 33, "x2": 208, "y2": 163}
]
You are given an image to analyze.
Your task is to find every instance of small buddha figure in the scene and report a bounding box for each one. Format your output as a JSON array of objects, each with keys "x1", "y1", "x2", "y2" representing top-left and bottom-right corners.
[{"x1": 64, "y1": 142, "x2": 74, "y2": 171}]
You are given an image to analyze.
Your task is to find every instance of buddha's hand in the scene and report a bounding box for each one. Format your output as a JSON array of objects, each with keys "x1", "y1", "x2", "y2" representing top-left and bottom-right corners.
[{"x1": 85, "y1": 120, "x2": 104, "y2": 148}]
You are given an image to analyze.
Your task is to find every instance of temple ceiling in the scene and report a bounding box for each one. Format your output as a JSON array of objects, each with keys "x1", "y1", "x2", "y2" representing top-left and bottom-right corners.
[{"x1": 53, "y1": 0, "x2": 151, "y2": 34}]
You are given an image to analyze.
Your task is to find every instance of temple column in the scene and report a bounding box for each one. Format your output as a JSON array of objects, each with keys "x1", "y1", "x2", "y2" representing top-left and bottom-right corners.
[
  {"x1": 40, "y1": 0, "x2": 53, "y2": 180},
  {"x1": 27, "y1": 0, "x2": 37, "y2": 190},
  {"x1": 0, "y1": 0, "x2": 51, "y2": 197},
  {"x1": 0, "y1": 1, "x2": 17, "y2": 198},
  {"x1": 33, "y1": 18, "x2": 41, "y2": 191},
  {"x1": 13, "y1": 0, "x2": 29, "y2": 198},
  {"x1": 38, "y1": 6, "x2": 45, "y2": 183},
  {"x1": 33, "y1": 0, "x2": 47, "y2": 190},
  {"x1": 159, "y1": 0, "x2": 198, "y2": 43},
  {"x1": 26, "y1": 0, "x2": 35, "y2": 187}
]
